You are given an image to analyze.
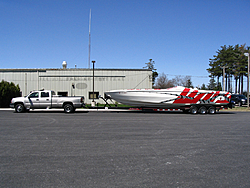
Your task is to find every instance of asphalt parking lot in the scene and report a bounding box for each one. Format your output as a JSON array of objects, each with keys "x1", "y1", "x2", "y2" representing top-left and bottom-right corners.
[{"x1": 0, "y1": 109, "x2": 250, "y2": 187}]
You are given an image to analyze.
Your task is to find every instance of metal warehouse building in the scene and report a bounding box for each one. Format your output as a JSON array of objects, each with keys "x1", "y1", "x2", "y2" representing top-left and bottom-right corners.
[{"x1": 0, "y1": 66, "x2": 152, "y2": 104}]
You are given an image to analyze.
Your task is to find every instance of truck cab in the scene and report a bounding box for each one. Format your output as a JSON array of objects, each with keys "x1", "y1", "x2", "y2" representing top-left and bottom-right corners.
[{"x1": 24, "y1": 90, "x2": 54, "y2": 109}]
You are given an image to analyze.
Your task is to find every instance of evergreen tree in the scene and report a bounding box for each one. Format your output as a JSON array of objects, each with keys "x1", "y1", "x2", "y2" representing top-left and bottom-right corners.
[
  {"x1": 200, "y1": 83, "x2": 207, "y2": 90},
  {"x1": 207, "y1": 44, "x2": 249, "y2": 93},
  {"x1": 207, "y1": 78, "x2": 216, "y2": 90},
  {"x1": 0, "y1": 80, "x2": 21, "y2": 108},
  {"x1": 144, "y1": 59, "x2": 158, "y2": 87}
]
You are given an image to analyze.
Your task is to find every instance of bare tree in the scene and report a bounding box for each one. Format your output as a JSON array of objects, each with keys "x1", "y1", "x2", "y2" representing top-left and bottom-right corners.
[
  {"x1": 172, "y1": 75, "x2": 193, "y2": 87},
  {"x1": 155, "y1": 73, "x2": 174, "y2": 89},
  {"x1": 155, "y1": 74, "x2": 193, "y2": 89}
]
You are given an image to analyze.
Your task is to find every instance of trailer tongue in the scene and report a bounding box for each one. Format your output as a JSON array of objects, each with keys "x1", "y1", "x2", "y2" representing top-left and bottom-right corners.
[{"x1": 104, "y1": 86, "x2": 234, "y2": 114}]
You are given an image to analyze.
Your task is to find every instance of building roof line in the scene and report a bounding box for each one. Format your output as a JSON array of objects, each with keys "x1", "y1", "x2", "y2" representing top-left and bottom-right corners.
[{"x1": 0, "y1": 68, "x2": 151, "y2": 72}]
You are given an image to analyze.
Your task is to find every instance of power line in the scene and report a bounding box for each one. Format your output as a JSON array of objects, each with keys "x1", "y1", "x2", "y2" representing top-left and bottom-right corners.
[{"x1": 165, "y1": 74, "x2": 208, "y2": 78}]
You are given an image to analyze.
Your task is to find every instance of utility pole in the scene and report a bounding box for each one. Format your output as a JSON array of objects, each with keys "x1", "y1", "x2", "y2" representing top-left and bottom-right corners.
[
  {"x1": 244, "y1": 53, "x2": 249, "y2": 109},
  {"x1": 91, "y1": 60, "x2": 96, "y2": 106},
  {"x1": 88, "y1": 9, "x2": 91, "y2": 69}
]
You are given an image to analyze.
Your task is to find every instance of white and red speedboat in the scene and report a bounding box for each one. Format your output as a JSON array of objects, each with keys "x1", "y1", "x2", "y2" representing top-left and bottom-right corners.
[{"x1": 104, "y1": 86, "x2": 233, "y2": 114}]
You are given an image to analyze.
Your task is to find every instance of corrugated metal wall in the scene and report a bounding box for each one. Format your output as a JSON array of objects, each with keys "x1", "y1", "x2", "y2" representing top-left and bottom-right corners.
[{"x1": 0, "y1": 69, "x2": 152, "y2": 104}]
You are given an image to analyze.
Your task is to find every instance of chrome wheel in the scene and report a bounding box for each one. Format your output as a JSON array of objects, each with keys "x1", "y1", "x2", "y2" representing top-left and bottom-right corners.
[
  {"x1": 199, "y1": 106, "x2": 207, "y2": 114},
  {"x1": 189, "y1": 106, "x2": 198, "y2": 114},
  {"x1": 208, "y1": 106, "x2": 216, "y2": 114},
  {"x1": 15, "y1": 104, "x2": 24, "y2": 113},
  {"x1": 64, "y1": 104, "x2": 74, "y2": 113}
]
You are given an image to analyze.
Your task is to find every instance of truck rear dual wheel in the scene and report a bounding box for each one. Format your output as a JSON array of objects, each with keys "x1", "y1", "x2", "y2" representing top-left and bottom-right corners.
[{"x1": 64, "y1": 104, "x2": 75, "y2": 113}]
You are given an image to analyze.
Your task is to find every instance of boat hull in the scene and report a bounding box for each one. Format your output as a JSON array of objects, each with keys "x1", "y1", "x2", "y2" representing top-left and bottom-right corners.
[{"x1": 104, "y1": 86, "x2": 231, "y2": 108}]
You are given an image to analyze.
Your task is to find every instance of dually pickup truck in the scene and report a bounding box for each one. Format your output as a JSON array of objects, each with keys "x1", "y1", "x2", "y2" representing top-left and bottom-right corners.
[{"x1": 10, "y1": 90, "x2": 85, "y2": 113}]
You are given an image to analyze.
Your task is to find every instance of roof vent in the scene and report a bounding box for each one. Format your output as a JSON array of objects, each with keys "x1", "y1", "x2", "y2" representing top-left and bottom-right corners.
[{"x1": 62, "y1": 61, "x2": 67, "y2": 69}]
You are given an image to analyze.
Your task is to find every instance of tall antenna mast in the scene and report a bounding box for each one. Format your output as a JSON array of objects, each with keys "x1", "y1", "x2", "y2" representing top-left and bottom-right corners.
[{"x1": 88, "y1": 9, "x2": 91, "y2": 69}]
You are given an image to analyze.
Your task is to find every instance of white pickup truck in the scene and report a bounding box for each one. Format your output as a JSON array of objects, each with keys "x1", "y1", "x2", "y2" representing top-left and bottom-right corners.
[{"x1": 10, "y1": 90, "x2": 85, "y2": 113}]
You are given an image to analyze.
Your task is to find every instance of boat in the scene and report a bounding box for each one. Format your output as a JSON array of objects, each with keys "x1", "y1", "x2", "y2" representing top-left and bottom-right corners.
[{"x1": 104, "y1": 86, "x2": 232, "y2": 113}]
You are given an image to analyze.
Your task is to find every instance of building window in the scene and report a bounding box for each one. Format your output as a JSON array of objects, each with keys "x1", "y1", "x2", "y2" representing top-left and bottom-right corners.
[{"x1": 89, "y1": 92, "x2": 99, "y2": 99}]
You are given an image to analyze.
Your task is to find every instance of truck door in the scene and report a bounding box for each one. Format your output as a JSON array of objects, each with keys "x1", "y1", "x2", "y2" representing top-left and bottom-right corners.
[
  {"x1": 25, "y1": 92, "x2": 40, "y2": 108},
  {"x1": 40, "y1": 91, "x2": 51, "y2": 108}
]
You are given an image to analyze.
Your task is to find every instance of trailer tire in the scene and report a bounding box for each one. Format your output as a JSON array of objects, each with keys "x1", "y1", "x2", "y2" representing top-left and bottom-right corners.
[
  {"x1": 15, "y1": 104, "x2": 25, "y2": 113},
  {"x1": 208, "y1": 106, "x2": 216, "y2": 114},
  {"x1": 189, "y1": 106, "x2": 198, "y2": 114},
  {"x1": 198, "y1": 106, "x2": 207, "y2": 114},
  {"x1": 64, "y1": 104, "x2": 74, "y2": 113}
]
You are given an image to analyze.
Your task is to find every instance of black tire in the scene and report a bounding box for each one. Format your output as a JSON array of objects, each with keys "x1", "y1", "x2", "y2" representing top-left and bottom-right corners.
[
  {"x1": 207, "y1": 106, "x2": 216, "y2": 114},
  {"x1": 64, "y1": 104, "x2": 74, "y2": 113},
  {"x1": 15, "y1": 104, "x2": 25, "y2": 113},
  {"x1": 198, "y1": 106, "x2": 207, "y2": 114},
  {"x1": 189, "y1": 106, "x2": 198, "y2": 114}
]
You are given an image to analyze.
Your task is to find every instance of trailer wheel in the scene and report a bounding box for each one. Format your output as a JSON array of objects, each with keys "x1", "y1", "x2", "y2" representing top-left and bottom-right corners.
[
  {"x1": 208, "y1": 106, "x2": 216, "y2": 114},
  {"x1": 15, "y1": 104, "x2": 25, "y2": 113},
  {"x1": 64, "y1": 104, "x2": 74, "y2": 113},
  {"x1": 198, "y1": 106, "x2": 207, "y2": 114},
  {"x1": 189, "y1": 106, "x2": 198, "y2": 114}
]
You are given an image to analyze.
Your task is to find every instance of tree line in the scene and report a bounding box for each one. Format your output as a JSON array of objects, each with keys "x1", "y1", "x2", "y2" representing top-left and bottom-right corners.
[
  {"x1": 207, "y1": 44, "x2": 249, "y2": 93},
  {"x1": 145, "y1": 43, "x2": 249, "y2": 93}
]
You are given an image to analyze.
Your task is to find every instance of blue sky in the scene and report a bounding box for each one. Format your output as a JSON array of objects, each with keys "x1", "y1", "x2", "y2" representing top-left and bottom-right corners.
[{"x1": 1, "y1": 0, "x2": 250, "y2": 87}]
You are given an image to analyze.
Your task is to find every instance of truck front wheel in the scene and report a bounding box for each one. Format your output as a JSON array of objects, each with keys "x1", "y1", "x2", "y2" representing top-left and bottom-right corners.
[
  {"x1": 64, "y1": 104, "x2": 74, "y2": 113},
  {"x1": 15, "y1": 104, "x2": 25, "y2": 113}
]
